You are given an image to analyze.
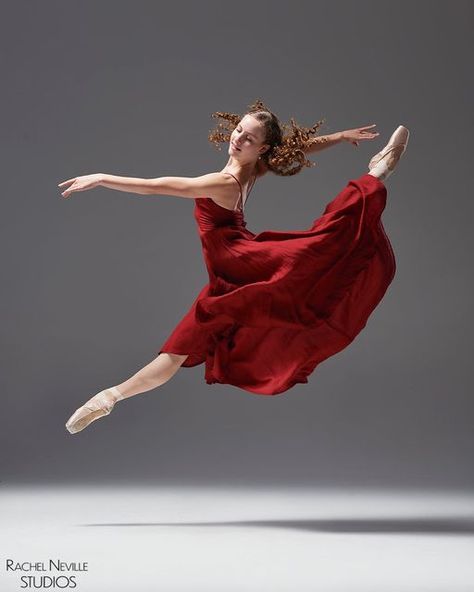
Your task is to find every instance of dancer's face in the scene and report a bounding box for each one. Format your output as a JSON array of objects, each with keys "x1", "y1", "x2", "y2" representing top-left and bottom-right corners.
[{"x1": 229, "y1": 115, "x2": 270, "y2": 163}]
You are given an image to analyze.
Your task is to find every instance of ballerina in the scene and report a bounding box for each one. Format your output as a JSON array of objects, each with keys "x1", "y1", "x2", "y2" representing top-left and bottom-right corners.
[{"x1": 59, "y1": 98, "x2": 409, "y2": 434}]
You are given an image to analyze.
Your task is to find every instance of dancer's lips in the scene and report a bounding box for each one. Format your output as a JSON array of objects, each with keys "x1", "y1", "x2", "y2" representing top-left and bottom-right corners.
[{"x1": 232, "y1": 142, "x2": 241, "y2": 151}]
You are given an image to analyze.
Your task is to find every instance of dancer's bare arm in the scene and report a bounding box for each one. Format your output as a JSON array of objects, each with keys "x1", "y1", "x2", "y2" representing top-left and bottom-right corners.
[
  {"x1": 303, "y1": 133, "x2": 343, "y2": 154},
  {"x1": 58, "y1": 172, "x2": 239, "y2": 204},
  {"x1": 303, "y1": 125, "x2": 380, "y2": 154},
  {"x1": 144, "y1": 173, "x2": 238, "y2": 201}
]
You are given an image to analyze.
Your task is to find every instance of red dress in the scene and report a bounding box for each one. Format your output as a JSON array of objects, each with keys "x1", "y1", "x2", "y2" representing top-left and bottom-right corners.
[{"x1": 157, "y1": 171, "x2": 396, "y2": 395}]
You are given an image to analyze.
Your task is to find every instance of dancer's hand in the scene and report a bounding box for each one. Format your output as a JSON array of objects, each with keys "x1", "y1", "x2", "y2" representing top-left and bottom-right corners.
[
  {"x1": 57, "y1": 173, "x2": 103, "y2": 198},
  {"x1": 341, "y1": 124, "x2": 380, "y2": 147}
]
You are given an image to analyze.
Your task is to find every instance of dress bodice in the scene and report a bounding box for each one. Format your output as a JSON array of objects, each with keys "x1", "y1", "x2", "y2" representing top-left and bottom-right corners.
[
  {"x1": 193, "y1": 197, "x2": 248, "y2": 232},
  {"x1": 193, "y1": 171, "x2": 257, "y2": 232}
]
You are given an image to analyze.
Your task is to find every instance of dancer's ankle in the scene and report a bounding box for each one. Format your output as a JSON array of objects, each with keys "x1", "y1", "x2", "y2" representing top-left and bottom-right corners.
[
  {"x1": 108, "y1": 386, "x2": 125, "y2": 402},
  {"x1": 368, "y1": 160, "x2": 392, "y2": 182}
]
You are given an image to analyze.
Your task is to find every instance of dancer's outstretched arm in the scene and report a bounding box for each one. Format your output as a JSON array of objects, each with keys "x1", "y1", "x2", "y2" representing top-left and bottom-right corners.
[
  {"x1": 303, "y1": 132, "x2": 344, "y2": 154},
  {"x1": 304, "y1": 124, "x2": 380, "y2": 154},
  {"x1": 58, "y1": 171, "x2": 238, "y2": 203}
]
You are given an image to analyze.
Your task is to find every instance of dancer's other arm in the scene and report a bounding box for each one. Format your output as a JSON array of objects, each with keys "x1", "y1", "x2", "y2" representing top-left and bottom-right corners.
[
  {"x1": 303, "y1": 132, "x2": 344, "y2": 154},
  {"x1": 303, "y1": 124, "x2": 380, "y2": 154}
]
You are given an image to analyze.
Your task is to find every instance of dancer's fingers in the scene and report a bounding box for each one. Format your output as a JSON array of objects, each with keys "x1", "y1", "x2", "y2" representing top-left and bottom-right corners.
[{"x1": 58, "y1": 179, "x2": 76, "y2": 188}]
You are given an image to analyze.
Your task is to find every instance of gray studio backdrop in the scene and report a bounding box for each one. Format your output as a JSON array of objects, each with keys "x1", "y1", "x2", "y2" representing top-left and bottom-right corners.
[{"x1": 1, "y1": 1, "x2": 472, "y2": 489}]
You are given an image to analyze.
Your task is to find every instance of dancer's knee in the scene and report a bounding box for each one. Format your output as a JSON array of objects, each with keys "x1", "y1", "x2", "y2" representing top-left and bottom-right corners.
[
  {"x1": 164, "y1": 352, "x2": 189, "y2": 365},
  {"x1": 135, "y1": 352, "x2": 189, "y2": 387}
]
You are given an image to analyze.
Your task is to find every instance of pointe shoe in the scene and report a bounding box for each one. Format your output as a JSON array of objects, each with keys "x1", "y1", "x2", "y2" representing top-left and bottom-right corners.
[
  {"x1": 368, "y1": 125, "x2": 410, "y2": 180},
  {"x1": 65, "y1": 386, "x2": 124, "y2": 434}
]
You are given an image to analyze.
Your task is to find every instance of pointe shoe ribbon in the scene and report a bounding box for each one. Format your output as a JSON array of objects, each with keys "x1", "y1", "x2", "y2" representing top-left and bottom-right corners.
[
  {"x1": 65, "y1": 387, "x2": 123, "y2": 434},
  {"x1": 368, "y1": 125, "x2": 410, "y2": 172}
]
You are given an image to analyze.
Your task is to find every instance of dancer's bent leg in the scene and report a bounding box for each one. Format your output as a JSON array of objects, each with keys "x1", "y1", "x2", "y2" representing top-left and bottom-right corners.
[
  {"x1": 65, "y1": 352, "x2": 189, "y2": 434},
  {"x1": 114, "y1": 352, "x2": 189, "y2": 399}
]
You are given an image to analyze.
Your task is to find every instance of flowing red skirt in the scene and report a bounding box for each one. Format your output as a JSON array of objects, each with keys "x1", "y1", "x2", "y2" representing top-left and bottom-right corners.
[{"x1": 157, "y1": 173, "x2": 395, "y2": 395}]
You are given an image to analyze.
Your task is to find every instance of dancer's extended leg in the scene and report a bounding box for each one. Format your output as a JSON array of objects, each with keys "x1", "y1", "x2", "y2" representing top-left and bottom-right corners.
[{"x1": 65, "y1": 352, "x2": 189, "y2": 434}]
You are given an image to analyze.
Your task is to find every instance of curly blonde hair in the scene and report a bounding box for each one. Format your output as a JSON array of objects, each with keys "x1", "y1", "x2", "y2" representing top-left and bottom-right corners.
[{"x1": 208, "y1": 98, "x2": 327, "y2": 176}]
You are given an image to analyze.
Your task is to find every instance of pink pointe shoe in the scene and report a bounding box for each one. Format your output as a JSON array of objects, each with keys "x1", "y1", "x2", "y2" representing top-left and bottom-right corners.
[
  {"x1": 368, "y1": 125, "x2": 410, "y2": 181},
  {"x1": 65, "y1": 386, "x2": 124, "y2": 434}
]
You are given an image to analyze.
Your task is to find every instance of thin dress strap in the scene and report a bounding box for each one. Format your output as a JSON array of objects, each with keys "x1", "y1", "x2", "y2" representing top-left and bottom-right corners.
[{"x1": 223, "y1": 172, "x2": 257, "y2": 212}]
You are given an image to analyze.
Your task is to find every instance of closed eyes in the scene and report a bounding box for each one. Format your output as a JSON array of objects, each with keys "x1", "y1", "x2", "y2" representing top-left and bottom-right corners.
[{"x1": 237, "y1": 127, "x2": 254, "y2": 142}]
